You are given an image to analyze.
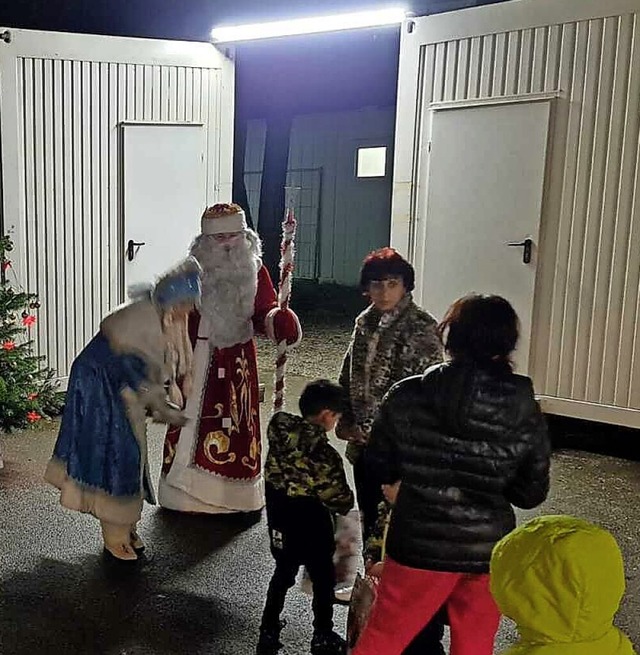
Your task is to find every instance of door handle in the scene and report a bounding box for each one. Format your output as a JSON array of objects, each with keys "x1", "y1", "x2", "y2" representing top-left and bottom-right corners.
[
  {"x1": 507, "y1": 237, "x2": 533, "y2": 264},
  {"x1": 127, "y1": 239, "x2": 146, "y2": 262}
]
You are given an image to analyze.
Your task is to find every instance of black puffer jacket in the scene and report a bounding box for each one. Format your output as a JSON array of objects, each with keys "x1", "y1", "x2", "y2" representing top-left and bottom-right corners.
[{"x1": 366, "y1": 360, "x2": 551, "y2": 573}]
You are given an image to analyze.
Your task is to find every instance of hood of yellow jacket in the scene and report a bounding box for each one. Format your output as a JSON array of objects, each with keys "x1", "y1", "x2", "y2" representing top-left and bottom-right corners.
[{"x1": 490, "y1": 515, "x2": 636, "y2": 655}]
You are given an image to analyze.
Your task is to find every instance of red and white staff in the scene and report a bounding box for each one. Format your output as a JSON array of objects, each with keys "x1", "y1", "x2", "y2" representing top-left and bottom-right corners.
[{"x1": 273, "y1": 201, "x2": 298, "y2": 412}]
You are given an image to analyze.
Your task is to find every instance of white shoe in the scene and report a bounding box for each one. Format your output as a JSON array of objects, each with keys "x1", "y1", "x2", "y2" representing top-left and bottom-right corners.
[{"x1": 334, "y1": 585, "x2": 354, "y2": 604}]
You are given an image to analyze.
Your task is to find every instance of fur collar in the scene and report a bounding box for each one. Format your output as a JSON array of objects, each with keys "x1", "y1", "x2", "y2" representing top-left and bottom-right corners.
[
  {"x1": 100, "y1": 299, "x2": 169, "y2": 381},
  {"x1": 356, "y1": 293, "x2": 414, "y2": 335}
]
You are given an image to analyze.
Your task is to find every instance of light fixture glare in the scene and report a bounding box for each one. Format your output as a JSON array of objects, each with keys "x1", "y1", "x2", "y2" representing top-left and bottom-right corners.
[{"x1": 210, "y1": 7, "x2": 408, "y2": 43}]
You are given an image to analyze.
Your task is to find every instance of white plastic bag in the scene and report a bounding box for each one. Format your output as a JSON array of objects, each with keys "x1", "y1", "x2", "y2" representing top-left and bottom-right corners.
[{"x1": 298, "y1": 511, "x2": 362, "y2": 599}]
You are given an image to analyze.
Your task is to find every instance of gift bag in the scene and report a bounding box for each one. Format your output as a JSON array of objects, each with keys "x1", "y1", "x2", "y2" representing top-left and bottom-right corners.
[
  {"x1": 299, "y1": 511, "x2": 361, "y2": 599},
  {"x1": 334, "y1": 512, "x2": 361, "y2": 590},
  {"x1": 346, "y1": 573, "x2": 377, "y2": 652}
]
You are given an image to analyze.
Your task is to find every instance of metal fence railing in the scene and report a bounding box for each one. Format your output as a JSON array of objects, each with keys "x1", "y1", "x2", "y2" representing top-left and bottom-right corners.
[{"x1": 244, "y1": 167, "x2": 323, "y2": 280}]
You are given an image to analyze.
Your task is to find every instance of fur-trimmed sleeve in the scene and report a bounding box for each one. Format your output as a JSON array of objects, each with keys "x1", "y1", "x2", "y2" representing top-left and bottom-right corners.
[
  {"x1": 252, "y1": 265, "x2": 278, "y2": 335},
  {"x1": 338, "y1": 334, "x2": 355, "y2": 426}
]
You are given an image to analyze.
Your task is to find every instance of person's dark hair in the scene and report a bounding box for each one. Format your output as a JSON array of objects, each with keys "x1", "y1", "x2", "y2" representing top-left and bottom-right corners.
[
  {"x1": 437, "y1": 294, "x2": 519, "y2": 366},
  {"x1": 299, "y1": 379, "x2": 349, "y2": 418},
  {"x1": 359, "y1": 247, "x2": 415, "y2": 292}
]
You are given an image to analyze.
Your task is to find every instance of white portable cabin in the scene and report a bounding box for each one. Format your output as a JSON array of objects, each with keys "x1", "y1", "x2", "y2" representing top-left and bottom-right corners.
[
  {"x1": 0, "y1": 28, "x2": 234, "y2": 381},
  {"x1": 392, "y1": 0, "x2": 640, "y2": 428}
]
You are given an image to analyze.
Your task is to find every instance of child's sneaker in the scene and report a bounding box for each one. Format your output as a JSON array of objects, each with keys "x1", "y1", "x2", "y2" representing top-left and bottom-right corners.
[
  {"x1": 334, "y1": 584, "x2": 354, "y2": 605},
  {"x1": 310, "y1": 630, "x2": 347, "y2": 655},
  {"x1": 256, "y1": 620, "x2": 286, "y2": 655}
]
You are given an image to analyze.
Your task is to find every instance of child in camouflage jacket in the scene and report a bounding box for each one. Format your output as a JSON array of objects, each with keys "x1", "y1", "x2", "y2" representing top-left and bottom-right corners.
[{"x1": 258, "y1": 380, "x2": 355, "y2": 655}]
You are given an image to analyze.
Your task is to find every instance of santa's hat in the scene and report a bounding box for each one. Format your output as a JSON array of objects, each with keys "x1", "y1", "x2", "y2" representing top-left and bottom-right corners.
[{"x1": 201, "y1": 203, "x2": 248, "y2": 235}]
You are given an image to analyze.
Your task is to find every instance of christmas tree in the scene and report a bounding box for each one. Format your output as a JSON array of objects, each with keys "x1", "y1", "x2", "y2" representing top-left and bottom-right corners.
[{"x1": 0, "y1": 233, "x2": 64, "y2": 432}]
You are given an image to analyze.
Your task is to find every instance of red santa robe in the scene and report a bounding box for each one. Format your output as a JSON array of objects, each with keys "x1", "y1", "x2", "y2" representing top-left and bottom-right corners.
[{"x1": 159, "y1": 265, "x2": 284, "y2": 513}]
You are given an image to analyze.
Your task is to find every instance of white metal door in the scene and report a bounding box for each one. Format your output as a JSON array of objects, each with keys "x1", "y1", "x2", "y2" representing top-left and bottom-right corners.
[
  {"x1": 416, "y1": 100, "x2": 551, "y2": 372},
  {"x1": 123, "y1": 123, "x2": 206, "y2": 291}
]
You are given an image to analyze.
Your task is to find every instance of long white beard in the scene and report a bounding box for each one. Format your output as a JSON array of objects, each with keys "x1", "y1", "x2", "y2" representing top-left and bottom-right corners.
[{"x1": 190, "y1": 231, "x2": 261, "y2": 349}]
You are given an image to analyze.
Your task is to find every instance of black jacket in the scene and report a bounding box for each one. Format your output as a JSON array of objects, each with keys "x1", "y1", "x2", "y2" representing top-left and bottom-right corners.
[{"x1": 366, "y1": 360, "x2": 551, "y2": 573}]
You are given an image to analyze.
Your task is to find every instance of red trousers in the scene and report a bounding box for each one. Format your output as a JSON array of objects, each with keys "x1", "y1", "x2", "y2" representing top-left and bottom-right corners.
[{"x1": 352, "y1": 557, "x2": 501, "y2": 655}]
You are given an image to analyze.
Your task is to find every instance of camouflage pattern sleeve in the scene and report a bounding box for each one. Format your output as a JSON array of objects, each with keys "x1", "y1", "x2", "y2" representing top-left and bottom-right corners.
[
  {"x1": 263, "y1": 416, "x2": 287, "y2": 487},
  {"x1": 313, "y1": 443, "x2": 355, "y2": 516},
  {"x1": 265, "y1": 412, "x2": 354, "y2": 514},
  {"x1": 363, "y1": 501, "x2": 391, "y2": 563}
]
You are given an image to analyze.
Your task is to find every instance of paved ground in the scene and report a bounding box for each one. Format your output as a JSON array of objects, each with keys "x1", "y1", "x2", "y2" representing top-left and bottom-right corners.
[{"x1": 1, "y1": 372, "x2": 640, "y2": 654}]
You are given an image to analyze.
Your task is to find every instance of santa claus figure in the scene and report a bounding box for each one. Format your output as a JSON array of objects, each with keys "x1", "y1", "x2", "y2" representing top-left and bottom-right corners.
[{"x1": 158, "y1": 203, "x2": 301, "y2": 514}]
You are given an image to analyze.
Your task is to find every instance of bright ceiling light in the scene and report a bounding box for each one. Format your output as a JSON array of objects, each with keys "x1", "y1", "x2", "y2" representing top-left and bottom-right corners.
[{"x1": 210, "y1": 7, "x2": 408, "y2": 43}]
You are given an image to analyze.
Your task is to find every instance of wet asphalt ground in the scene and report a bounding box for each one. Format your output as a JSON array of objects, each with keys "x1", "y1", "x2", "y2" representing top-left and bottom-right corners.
[{"x1": 1, "y1": 372, "x2": 640, "y2": 654}]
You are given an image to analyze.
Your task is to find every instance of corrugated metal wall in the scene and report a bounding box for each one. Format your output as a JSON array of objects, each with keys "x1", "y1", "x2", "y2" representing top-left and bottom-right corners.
[
  {"x1": 245, "y1": 108, "x2": 395, "y2": 285},
  {"x1": 14, "y1": 58, "x2": 223, "y2": 378},
  {"x1": 411, "y1": 9, "x2": 640, "y2": 412}
]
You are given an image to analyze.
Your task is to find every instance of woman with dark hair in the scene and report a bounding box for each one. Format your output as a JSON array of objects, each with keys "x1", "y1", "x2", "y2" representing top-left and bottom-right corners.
[
  {"x1": 337, "y1": 247, "x2": 445, "y2": 653},
  {"x1": 337, "y1": 247, "x2": 442, "y2": 540},
  {"x1": 351, "y1": 293, "x2": 551, "y2": 655}
]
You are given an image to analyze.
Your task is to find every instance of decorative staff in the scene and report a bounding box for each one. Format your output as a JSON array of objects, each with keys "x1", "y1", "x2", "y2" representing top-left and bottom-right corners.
[{"x1": 273, "y1": 188, "x2": 299, "y2": 412}]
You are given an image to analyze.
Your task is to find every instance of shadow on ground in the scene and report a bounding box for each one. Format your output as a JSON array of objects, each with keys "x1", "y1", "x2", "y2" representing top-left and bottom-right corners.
[{"x1": 1, "y1": 555, "x2": 255, "y2": 655}]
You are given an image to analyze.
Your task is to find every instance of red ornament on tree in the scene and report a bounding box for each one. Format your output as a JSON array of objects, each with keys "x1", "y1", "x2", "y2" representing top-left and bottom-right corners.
[
  {"x1": 22, "y1": 314, "x2": 36, "y2": 327},
  {"x1": 2, "y1": 340, "x2": 16, "y2": 351},
  {"x1": 1, "y1": 260, "x2": 10, "y2": 272},
  {"x1": 26, "y1": 411, "x2": 42, "y2": 423}
]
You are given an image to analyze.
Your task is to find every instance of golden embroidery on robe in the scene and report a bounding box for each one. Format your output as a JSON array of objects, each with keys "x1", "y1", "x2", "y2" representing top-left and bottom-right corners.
[
  {"x1": 236, "y1": 349, "x2": 259, "y2": 470},
  {"x1": 242, "y1": 435, "x2": 261, "y2": 472},
  {"x1": 203, "y1": 430, "x2": 237, "y2": 466}
]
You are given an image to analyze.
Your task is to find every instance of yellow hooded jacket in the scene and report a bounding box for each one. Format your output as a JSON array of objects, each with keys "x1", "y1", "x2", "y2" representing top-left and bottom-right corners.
[{"x1": 490, "y1": 515, "x2": 637, "y2": 655}]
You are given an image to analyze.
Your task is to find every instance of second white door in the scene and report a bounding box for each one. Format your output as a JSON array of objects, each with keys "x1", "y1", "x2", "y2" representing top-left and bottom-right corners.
[{"x1": 416, "y1": 100, "x2": 551, "y2": 372}]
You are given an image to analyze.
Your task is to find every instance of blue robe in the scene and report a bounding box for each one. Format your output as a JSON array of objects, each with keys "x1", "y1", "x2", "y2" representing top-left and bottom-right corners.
[{"x1": 52, "y1": 333, "x2": 153, "y2": 501}]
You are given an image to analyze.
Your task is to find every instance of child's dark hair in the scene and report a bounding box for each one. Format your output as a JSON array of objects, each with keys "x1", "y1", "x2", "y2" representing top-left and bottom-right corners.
[
  {"x1": 437, "y1": 294, "x2": 519, "y2": 366},
  {"x1": 299, "y1": 379, "x2": 349, "y2": 418},
  {"x1": 359, "y1": 247, "x2": 415, "y2": 292}
]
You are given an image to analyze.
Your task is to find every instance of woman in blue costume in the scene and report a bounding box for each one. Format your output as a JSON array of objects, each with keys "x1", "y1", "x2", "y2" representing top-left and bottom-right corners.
[{"x1": 45, "y1": 258, "x2": 202, "y2": 561}]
